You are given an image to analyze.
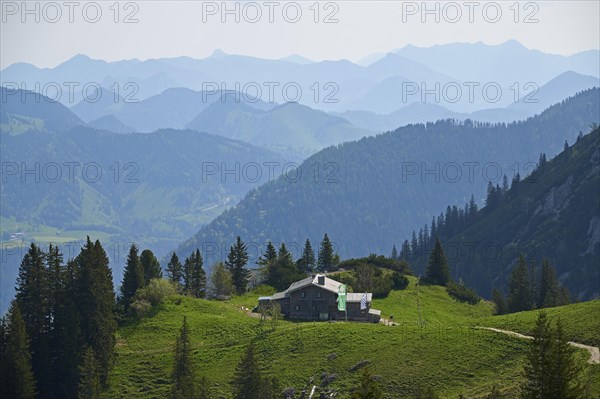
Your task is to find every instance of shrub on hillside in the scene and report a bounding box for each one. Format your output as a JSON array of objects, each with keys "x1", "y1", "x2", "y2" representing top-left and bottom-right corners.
[
  {"x1": 446, "y1": 280, "x2": 481, "y2": 305},
  {"x1": 135, "y1": 278, "x2": 178, "y2": 306},
  {"x1": 391, "y1": 272, "x2": 409, "y2": 290}
]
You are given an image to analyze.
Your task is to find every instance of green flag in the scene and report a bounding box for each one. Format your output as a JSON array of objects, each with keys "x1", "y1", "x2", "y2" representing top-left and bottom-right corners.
[{"x1": 337, "y1": 284, "x2": 347, "y2": 312}]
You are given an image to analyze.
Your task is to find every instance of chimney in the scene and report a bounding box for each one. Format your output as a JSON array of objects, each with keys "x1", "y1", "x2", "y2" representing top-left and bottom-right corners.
[{"x1": 318, "y1": 275, "x2": 325, "y2": 286}]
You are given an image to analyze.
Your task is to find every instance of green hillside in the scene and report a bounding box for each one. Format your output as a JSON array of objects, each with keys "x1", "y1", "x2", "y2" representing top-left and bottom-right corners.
[
  {"x1": 476, "y1": 300, "x2": 600, "y2": 347},
  {"x1": 106, "y1": 280, "x2": 600, "y2": 399}
]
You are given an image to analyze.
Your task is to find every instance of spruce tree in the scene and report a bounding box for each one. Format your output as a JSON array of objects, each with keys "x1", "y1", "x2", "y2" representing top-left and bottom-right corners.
[
  {"x1": 424, "y1": 238, "x2": 450, "y2": 286},
  {"x1": 317, "y1": 233, "x2": 335, "y2": 272},
  {"x1": 15, "y1": 243, "x2": 51, "y2": 397},
  {"x1": 390, "y1": 245, "x2": 398, "y2": 261},
  {"x1": 140, "y1": 249, "x2": 162, "y2": 285},
  {"x1": 537, "y1": 259, "x2": 560, "y2": 309},
  {"x1": 225, "y1": 236, "x2": 250, "y2": 295},
  {"x1": 54, "y1": 259, "x2": 83, "y2": 399},
  {"x1": 172, "y1": 317, "x2": 195, "y2": 399},
  {"x1": 257, "y1": 242, "x2": 277, "y2": 267},
  {"x1": 491, "y1": 288, "x2": 506, "y2": 315},
  {"x1": 190, "y1": 249, "x2": 207, "y2": 298},
  {"x1": 508, "y1": 255, "x2": 532, "y2": 313},
  {"x1": 120, "y1": 243, "x2": 144, "y2": 308},
  {"x1": 521, "y1": 312, "x2": 583, "y2": 399},
  {"x1": 550, "y1": 317, "x2": 583, "y2": 398},
  {"x1": 297, "y1": 239, "x2": 316, "y2": 273},
  {"x1": 167, "y1": 252, "x2": 184, "y2": 288},
  {"x1": 78, "y1": 347, "x2": 101, "y2": 399},
  {"x1": 3, "y1": 302, "x2": 36, "y2": 399},
  {"x1": 76, "y1": 237, "x2": 116, "y2": 384},
  {"x1": 198, "y1": 376, "x2": 211, "y2": 399},
  {"x1": 278, "y1": 242, "x2": 293, "y2": 263},
  {"x1": 350, "y1": 367, "x2": 383, "y2": 399},
  {"x1": 231, "y1": 343, "x2": 262, "y2": 399}
]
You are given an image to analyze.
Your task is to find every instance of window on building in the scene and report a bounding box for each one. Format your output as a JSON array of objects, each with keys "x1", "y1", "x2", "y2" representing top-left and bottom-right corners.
[
  {"x1": 317, "y1": 291, "x2": 322, "y2": 298},
  {"x1": 301, "y1": 291, "x2": 306, "y2": 298},
  {"x1": 295, "y1": 305, "x2": 300, "y2": 311}
]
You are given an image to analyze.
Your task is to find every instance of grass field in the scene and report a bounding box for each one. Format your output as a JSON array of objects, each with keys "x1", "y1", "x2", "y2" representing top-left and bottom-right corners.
[
  {"x1": 475, "y1": 300, "x2": 600, "y2": 347},
  {"x1": 105, "y1": 279, "x2": 600, "y2": 398}
]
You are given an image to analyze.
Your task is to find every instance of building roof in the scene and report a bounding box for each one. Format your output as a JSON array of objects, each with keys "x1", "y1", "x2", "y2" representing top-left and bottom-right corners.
[
  {"x1": 258, "y1": 296, "x2": 272, "y2": 301},
  {"x1": 347, "y1": 293, "x2": 372, "y2": 303},
  {"x1": 270, "y1": 274, "x2": 372, "y2": 303},
  {"x1": 368, "y1": 308, "x2": 381, "y2": 316}
]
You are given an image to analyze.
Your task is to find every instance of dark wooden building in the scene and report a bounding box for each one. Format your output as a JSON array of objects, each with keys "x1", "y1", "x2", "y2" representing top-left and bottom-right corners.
[{"x1": 258, "y1": 274, "x2": 381, "y2": 323}]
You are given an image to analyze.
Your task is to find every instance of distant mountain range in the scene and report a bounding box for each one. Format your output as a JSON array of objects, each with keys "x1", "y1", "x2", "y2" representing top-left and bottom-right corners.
[
  {"x1": 338, "y1": 71, "x2": 599, "y2": 131},
  {"x1": 3, "y1": 41, "x2": 598, "y2": 114},
  {"x1": 173, "y1": 89, "x2": 600, "y2": 269}
]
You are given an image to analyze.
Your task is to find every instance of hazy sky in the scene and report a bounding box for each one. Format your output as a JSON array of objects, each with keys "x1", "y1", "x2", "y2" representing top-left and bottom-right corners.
[{"x1": 1, "y1": 0, "x2": 599, "y2": 68}]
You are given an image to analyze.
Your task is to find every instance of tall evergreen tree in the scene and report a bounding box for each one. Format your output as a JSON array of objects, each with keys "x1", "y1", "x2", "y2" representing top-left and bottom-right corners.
[
  {"x1": 198, "y1": 376, "x2": 211, "y2": 399},
  {"x1": 78, "y1": 347, "x2": 101, "y2": 399},
  {"x1": 172, "y1": 317, "x2": 195, "y2": 399},
  {"x1": 166, "y1": 252, "x2": 184, "y2": 288},
  {"x1": 15, "y1": 243, "x2": 51, "y2": 397},
  {"x1": 225, "y1": 237, "x2": 250, "y2": 295},
  {"x1": 257, "y1": 242, "x2": 277, "y2": 267},
  {"x1": 521, "y1": 312, "x2": 583, "y2": 399},
  {"x1": 190, "y1": 249, "x2": 207, "y2": 298},
  {"x1": 53, "y1": 259, "x2": 83, "y2": 399},
  {"x1": 400, "y1": 240, "x2": 411, "y2": 261},
  {"x1": 410, "y1": 231, "x2": 419, "y2": 258},
  {"x1": 120, "y1": 243, "x2": 144, "y2": 308},
  {"x1": 537, "y1": 259, "x2": 560, "y2": 309},
  {"x1": 140, "y1": 249, "x2": 162, "y2": 285},
  {"x1": 550, "y1": 317, "x2": 583, "y2": 398},
  {"x1": 317, "y1": 233, "x2": 335, "y2": 272},
  {"x1": 297, "y1": 239, "x2": 316, "y2": 273},
  {"x1": 231, "y1": 343, "x2": 262, "y2": 399},
  {"x1": 277, "y1": 242, "x2": 293, "y2": 263},
  {"x1": 424, "y1": 238, "x2": 450, "y2": 286},
  {"x1": 390, "y1": 245, "x2": 398, "y2": 261},
  {"x1": 2, "y1": 302, "x2": 36, "y2": 399},
  {"x1": 350, "y1": 367, "x2": 383, "y2": 399},
  {"x1": 491, "y1": 288, "x2": 506, "y2": 315},
  {"x1": 76, "y1": 237, "x2": 116, "y2": 385},
  {"x1": 508, "y1": 255, "x2": 532, "y2": 313}
]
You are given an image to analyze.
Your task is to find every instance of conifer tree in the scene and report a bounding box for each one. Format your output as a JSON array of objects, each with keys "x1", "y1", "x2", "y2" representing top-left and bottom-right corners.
[
  {"x1": 400, "y1": 240, "x2": 411, "y2": 261},
  {"x1": 508, "y1": 255, "x2": 532, "y2": 313},
  {"x1": 231, "y1": 343, "x2": 262, "y2": 399},
  {"x1": 317, "y1": 233, "x2": 335, "y2": 272},
  {"x1": 297, "y1": 239, "x2": 316, "y2": 273},
  {"x1": 424, "y1": 238, "x2": 450, "y2": 286},
  {"x1": 521, "y1": 312, "x2": 583, "y2": 399},
  {"x1": 390, "y1": 245, "x2": 398, "y2": 261},
  {"x1": 537, "y1": 259, "x2": 560, "y2": 309},
  {"x1": 15, "y1": 243, "x2": 50, "y2": 397},
  {"x1": 167, "y1": 252, "x2": 184, "y2": 288},
  {"x1": 120, "y1": 243, "x2": 144, "y2": 308},
  {"x1": 225, "y1": 236, "x2": 250, "y2": 295},
  {"x1": 550, "y1": 317, "x2": 583, "y2": 398},
  {"x1": 350, "y1": 367, "x2": 383, "y2": 399},
  {"x1": 3, "y1": 302, "x2": 36, "y2": 399},
  {"x1": 190, "y1": 249, "x2": 207, "y2": 298},
  {"x1": 140, "y1": 249, "x2": 162, "y2": 285},
  {"x1": 491, "y1": 288, "x2": 506, "y2": 315},
  {"x1": 76, "y1": 237, "x2": 116, "y2": 384},
  {"x1": 277, "y1": 242, "x2": 293, "y2": 263},
  {"x1": 172, "y1": 317, "x2": 195, "y2": 399},
  {"x1": 78, "y1": 347, "x2": 101, "y2": 399},
  {"x1": 257, "y1": 242, "x2": 277, "y2": 267}
]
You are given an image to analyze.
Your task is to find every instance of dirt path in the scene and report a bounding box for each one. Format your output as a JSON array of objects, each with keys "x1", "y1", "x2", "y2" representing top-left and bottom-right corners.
[{"x1": 478, "y1": 327, "x2": 600, "y2": 364}]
